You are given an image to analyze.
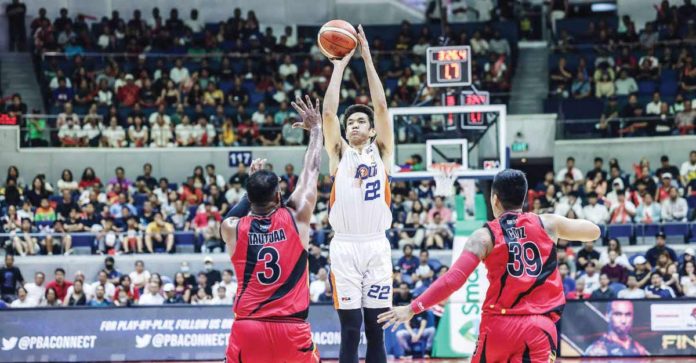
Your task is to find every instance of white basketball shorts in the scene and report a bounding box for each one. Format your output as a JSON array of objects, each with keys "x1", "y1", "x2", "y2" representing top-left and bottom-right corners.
[{"x1": 329, "y1": 232, "x2": 393, "y2": 310}]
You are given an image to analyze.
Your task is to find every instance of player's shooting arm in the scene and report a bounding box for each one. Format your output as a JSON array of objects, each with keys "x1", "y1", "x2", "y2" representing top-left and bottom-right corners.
[
  {"x1": 288, "y1": 96, "x2": 323, "y2": 249},
  {"x1": 357, "y1": 25, "x2": 393, "y2": 164},
  {"x1": 540, "y1": 214, "x2": 601, "y2": 242},
  {"x1": 378, "y1": 228, "x2": 493, "y2": 329},
  {"x1": 323, "y1": 50, "x2": 353, "y2": 171}
]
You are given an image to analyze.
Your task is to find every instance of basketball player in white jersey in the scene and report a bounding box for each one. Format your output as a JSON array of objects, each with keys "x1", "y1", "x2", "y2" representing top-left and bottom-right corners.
[{"x1": 323, "y1": 25, "x2": 393, "y2": 363}]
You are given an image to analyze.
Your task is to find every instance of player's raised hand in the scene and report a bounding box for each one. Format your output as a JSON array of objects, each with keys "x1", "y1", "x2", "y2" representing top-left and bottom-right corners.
[
  {"x1": 291, "y1": 95, "x2": 322, "y2": 130},
  {"x1": 248, "y1": 158, "x2": 266, "y2": 175},
  {"x1": 330, "y1": 47, "x2": 355, "y2": 69},
  {"x1": 357, "y1": 25, "x2": 371, "y2": 59},
  {"x1": 377, "y1": 305, "x2": 415, "y2": 332}
]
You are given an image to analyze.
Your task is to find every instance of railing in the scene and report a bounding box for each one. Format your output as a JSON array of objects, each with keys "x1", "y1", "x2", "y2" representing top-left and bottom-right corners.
[
  {"x1": 549, "y1": 38, "x2": 696, "y2": 53},
  {"x1": 0, "y1": 225, "x2": 456, "y2": 251},
  {"x1": 17, "y1": 112, "x2": 290, "y2": 148},
  {"x1": 554, "y1": 114, "x2": 695, "y2": 139}
]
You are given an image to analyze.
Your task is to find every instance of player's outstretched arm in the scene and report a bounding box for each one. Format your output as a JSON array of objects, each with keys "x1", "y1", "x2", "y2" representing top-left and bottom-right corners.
[
  {"x1": 323, "y1": 49, "x2": 354, "y2": 173},
  {"x1": 540, "y1": 213, "x2": 601, "y2": 242},
  {"x1": 288, "y1": 96, "x2": 323, "y2": 249},
  {"x1": 378, "y1": 228, "x2": 493, "y2": 330},
  {"x1": 357, "y1": 25, "x2": 393, "y2": 165}
]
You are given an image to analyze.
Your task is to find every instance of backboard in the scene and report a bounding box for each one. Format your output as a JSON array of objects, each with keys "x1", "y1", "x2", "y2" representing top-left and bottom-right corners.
[{"x1": 389, "y1": 104, "x2": 507, "y2": 181}]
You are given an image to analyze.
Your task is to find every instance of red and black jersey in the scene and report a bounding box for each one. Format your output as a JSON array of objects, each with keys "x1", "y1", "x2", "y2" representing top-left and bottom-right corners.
[
  {"x1": 231, "y1": 207, "x2": 310, "y2": 321},
  {"x1": 482, "y1": 212, "x2": 565, "y2": 320}
]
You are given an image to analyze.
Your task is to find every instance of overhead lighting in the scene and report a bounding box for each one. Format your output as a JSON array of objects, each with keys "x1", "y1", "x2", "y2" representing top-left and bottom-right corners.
[{"x1": 592, "y1": 3, "x2": 617, "y2": 12}]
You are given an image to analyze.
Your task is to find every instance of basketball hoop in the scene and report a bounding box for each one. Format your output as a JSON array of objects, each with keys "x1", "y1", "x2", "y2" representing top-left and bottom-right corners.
[{"x1": 431, "y1": 162, "x2": 460, "y2": 197}]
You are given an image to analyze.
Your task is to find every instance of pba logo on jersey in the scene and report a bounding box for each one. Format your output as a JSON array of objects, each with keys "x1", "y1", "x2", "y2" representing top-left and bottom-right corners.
[
  {"x1": 354, "y1": 164, "x2": 377, "y2": 180},
  {"x1": 691, "y1": 307, "x2": 696, "y2": 321}
]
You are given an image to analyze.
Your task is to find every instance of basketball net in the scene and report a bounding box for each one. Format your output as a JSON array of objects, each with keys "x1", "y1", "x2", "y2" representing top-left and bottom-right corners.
[{"x1": 432, "y1": 162, "x2": 460, "y2": 197}]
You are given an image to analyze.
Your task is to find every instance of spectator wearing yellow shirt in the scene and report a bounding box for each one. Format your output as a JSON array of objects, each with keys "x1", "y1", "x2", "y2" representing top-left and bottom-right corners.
[
  {"x1": 203, "y1": 82, "x2": 224, "y2": 106},
  {"x1": 681, "y1": 150, "x2": 696, "y2": 186},
  {"x1": 221, "y1": 118, "x2": 237, "y2": 146},
  {"x1": 145, "y1": 212, "x2": 174, "y2": 253}
]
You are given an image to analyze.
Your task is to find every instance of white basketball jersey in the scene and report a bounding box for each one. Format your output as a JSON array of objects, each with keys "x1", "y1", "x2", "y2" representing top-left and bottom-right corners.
[{"x1": 329, "y1": 143, "x2": 392, "y2": 234}]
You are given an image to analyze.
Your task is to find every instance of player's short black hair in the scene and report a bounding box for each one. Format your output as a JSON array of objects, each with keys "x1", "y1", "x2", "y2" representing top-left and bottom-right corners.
[
  {"x1": 247, "y1": 170, "x2": 279, "y2": 204},
  {"x1": 491, "y1": 169, "x2": 528, "y2": 211},
  {"x1": 55, "y1": 268, "x2": 66, "y2": 275},
  {"x1": 594, "y1": 157, "x2": 603, "y2": 163},
  {"x1": 343, "y1": 104, "x2": 374, "y2": 128},
  {"x1": 567, "y1": 156, "x2": 575, "y2": 162}
]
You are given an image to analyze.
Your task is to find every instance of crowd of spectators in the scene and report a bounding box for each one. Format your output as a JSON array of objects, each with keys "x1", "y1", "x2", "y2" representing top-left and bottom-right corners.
[
  {"x1": 558, "y1": 236, "x2": 696, "y2": 300},
  {"x1": 0, "y1": 254, "x2": 237, "y2": 308},
  {"x1": 533, "y1": 150, "x2": 696, "y2": 301},
  {"x1": 534, "y1": 151, "x2": 696, "y2": 225},
  {"x1": 0, "y1": 155, "x2": 457, "y2": 256},
  {"x1": 9, "y1": 6, "x2": 515, "y2": 148},
  {"x1": 549, "y1": 2, "x2": 696, "y2": 137}
]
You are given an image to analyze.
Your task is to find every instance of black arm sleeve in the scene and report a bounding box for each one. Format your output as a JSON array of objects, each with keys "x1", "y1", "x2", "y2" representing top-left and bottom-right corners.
[{"x1": 224, "y1": 194, "x2": 251, "y2": 219}]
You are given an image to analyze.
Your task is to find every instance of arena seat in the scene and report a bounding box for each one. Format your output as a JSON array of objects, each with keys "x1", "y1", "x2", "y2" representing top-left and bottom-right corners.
[
  {"x1": 71, "y1": 233, "x2": 95, "y2": 255},
  {"x1": 689, "y1": 224, "x2": 696, "y2": 243},
  {"x1": 663, "y1": 223, "x2": 689, "y2": 244},
  {"x1": 687, "y1": 196, "x2": 696, "y2": 210},
  {"x1": 133, "y1": 193, "x2": 149, "y2": 207},
  {"x1": 637, "y1": 80, "x2": 656, "y2": 95},
  {"x1": 606, "y1": 224, "x2": 632, "y2": 244},
  {"x1": 660, "y1": 69, "x2": 679, "y2": 96},
  {"x1": 609, "y1": 282, "x2": 626, "y2": 295},
  {"x1": 634, "y1": 223, "x2": 660, "y2": 245},
  {"x1": 175, "y1": 232, "x2": 196, "y2": 253}
]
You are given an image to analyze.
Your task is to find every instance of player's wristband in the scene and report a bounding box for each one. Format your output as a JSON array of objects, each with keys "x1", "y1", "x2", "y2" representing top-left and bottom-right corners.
[
  {"x1": 410, "y1": 251, "x2": 481, "y2": 314},
  {"x1": 225, "y1": 194, "x2": 251, "y2": 219}
]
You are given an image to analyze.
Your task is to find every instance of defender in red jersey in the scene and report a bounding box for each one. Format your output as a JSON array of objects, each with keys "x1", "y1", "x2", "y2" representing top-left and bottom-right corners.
[
  {"x1": 379, "y1": 169, "x2": 601, "y2": 363},
  {"x1": 221, "y1": 96, "x2": 323, "y2": 363}
]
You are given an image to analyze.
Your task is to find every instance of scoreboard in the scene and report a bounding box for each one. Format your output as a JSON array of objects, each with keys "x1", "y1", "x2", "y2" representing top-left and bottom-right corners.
[
  {"x1": 426, "y1": 46, "x2": 472, "y2": 87},
  {"x1": 442, "y1": 90, "x2": 490, "y2": 130}
]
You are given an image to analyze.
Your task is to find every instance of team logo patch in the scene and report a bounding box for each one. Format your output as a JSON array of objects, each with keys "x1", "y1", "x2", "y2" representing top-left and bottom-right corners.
[{"x1": 354, "y1": 164, "x2": 377, "y2": 180}]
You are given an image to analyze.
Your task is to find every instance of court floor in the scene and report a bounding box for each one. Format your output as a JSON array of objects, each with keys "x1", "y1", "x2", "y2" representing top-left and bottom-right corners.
[
  {"x1": 169, "y1": 358, "x2": 696, "y2": 363},
  {"x1": 172, "y1": 359, "x2": 696, "y2": 363},
  {"x1": 320, "y1": 360, "x2": 696, "y2": 363}
]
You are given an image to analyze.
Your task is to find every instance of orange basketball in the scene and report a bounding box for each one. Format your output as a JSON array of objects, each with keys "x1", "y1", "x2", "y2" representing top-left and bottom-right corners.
[{"x1": 317, "y1": 20, "x2": 358, "y2": 59}]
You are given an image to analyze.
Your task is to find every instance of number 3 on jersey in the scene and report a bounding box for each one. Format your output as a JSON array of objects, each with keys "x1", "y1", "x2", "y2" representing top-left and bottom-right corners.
[
  {"x1": 257, "y1": 246, "x2": 281, "y2": 284},
  {"x1": 364, "y1": 180, "x2": 381, "y2": 201},
  {"x1": 507, "y1": 241, "x2": 542, "y2": 277}
]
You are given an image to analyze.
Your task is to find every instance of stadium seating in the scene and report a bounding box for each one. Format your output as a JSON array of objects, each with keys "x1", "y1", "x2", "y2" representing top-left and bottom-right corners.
[{"x1": 547, "y1": 15, "x2": 696, "y2": 139}]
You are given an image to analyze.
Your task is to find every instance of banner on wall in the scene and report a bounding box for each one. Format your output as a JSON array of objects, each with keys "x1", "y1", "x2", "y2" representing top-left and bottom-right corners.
[
  {"x1": 432, "y1": 236, "x2": 489, "y2": 358},
  {"x1": 561, "y1": 299, "x2": 696, "y2": 357},
  {"x1": 0, "y1": 304, "x2": 364, "y2": 362}
]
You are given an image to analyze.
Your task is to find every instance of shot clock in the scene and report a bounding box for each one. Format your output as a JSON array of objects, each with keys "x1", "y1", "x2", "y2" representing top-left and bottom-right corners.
[
  {"x1": 426, "y1": 45, "x2": 472, "y2": 88},
  {"x1": 441, "y1": 90, "x2": 490, "y2": 130}
]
